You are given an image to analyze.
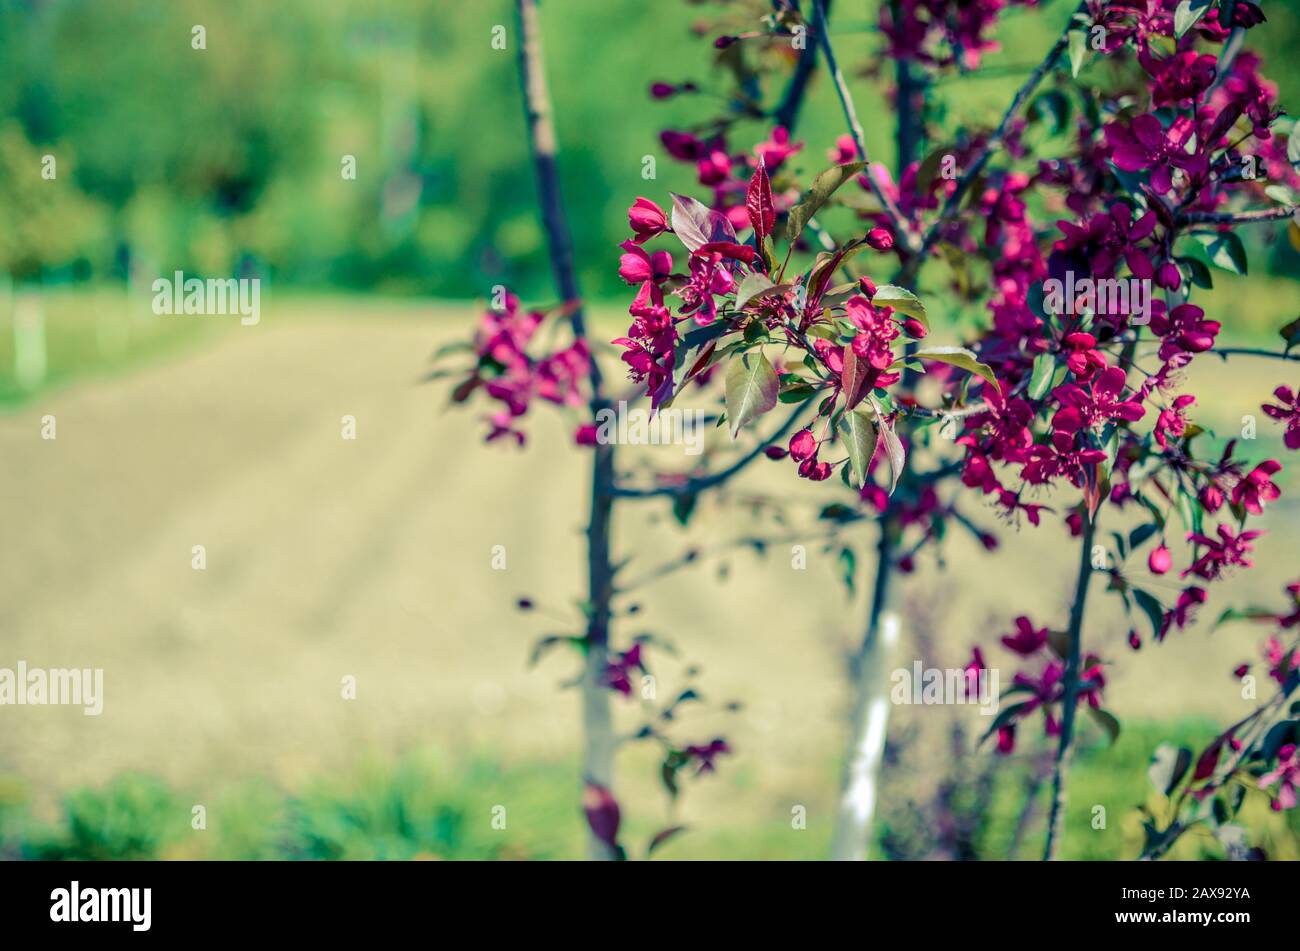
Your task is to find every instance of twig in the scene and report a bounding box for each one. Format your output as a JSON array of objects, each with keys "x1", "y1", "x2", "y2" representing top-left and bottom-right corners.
[
  {"x1": 1212, "y1": 347, "x2": 1300, "y2": 362},
  {"x1": 617, "y1": 528, "x2": 843, "y2": 591},
  {"x1": 772, "y1": 0, "x2": 825, "y2": 131},
  {"x1": 1042, "y1": 505, "x2": 1098, "y2": 860},
  {"x1": 1178, "y1": 206, "x2": 1297, "y2": 226},
  {"x1": 905, "y1": 1, "x2": 1086, "y2": 281},
  {"x1": 811, "y1": 0, "x2": 918, "y2": 252},
  {"x1": 612, "y1": 403, "x2": 808, "y2": 499}
]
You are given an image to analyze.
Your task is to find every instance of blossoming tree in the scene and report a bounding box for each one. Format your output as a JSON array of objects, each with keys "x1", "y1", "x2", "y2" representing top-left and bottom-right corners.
[
  {"x1": 444, "y1": 0, "x2": 1300, "y2": 860},
  {"x1": 611, "y1": 0, "x2": 1299, "y2": 860}
]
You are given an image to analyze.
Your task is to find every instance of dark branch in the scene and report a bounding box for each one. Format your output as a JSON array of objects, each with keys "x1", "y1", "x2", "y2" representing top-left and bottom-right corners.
[{"x1": 613, "y1": 404, "x2": 807, "y2": 499}]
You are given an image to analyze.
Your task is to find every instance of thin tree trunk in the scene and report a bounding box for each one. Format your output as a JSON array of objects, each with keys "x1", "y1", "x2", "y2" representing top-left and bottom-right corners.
[
  {"x1": 831, "y1": 520, "x2": 901, "y2": 859},
  {"x1": 515, "y1": 0, "x2": 619, "y2": 860},
  {"x1": 893, "y1": 17, "x2": 926, "y2": 174},
  {"x1": 1042, "y1": 510, "x2": 1098, "y2": 860},
  {"x1": 829, "y1": 33, "x2": 928, "y2": 860},
  {"x1": 772, "y1": 0, "x2": 827, "y2": 131}
]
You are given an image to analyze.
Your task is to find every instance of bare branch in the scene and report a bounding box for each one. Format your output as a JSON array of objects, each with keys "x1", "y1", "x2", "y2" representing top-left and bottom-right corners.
[
  {"x1": 1042, "y1": 505, "x2": 1098, "y2": 861},
  {"x1": 1213, "y1": 347, "x2": 1300, "y2": 362},
  {"x1": 516, "y1": 0, "x2": 605, "y2": 405},
  {"x1": 811, "y1": 0, "x2": 918, "y2": 252},
  {"x1": 1179, "y1": 205, "x2": 1297, "y2": 226},
  {"x1": 613, "y1": 404, "x2": 808, "y2": 499}
]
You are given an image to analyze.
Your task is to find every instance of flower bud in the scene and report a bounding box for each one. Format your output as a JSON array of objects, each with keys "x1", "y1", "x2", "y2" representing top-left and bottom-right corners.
[
  {"x1": 900, "y1": 318, "x2": 927, "y2": 339},
  {"x1": 866, "y1": 227, "x2": 894, "y2": 251},
  {"x1": 857, "y1": 276, "x2": 877, "y2": 298},
  {"x1": 789, "y1": 428, "x2": 817, "y2": 463},
  {"x1": 1156, "y1": 261, "x2": 1182, "y2": 291},
  {"x1": 1148, "y1": 544, "x2": 1172, "y2": 575}
]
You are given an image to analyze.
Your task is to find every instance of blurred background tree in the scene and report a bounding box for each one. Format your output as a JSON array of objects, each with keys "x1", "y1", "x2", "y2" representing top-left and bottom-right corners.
[{"x1": 1, "y1": 0, "x2": 1296, "y2": 299}]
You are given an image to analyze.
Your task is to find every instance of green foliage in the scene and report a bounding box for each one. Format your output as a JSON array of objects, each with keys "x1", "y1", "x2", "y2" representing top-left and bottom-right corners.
[
  {"x1": 23, "y1": 774, "x2": 183, "y2": 860},
  {"x1": 6, "y1": 753, "x2": 579, "y2": 861},
  {"x1": 6, "y1": 721, "x2": 1295, "y2": 860},
  {"x1": 0, "y1": 0, "x2": 1297, "y2": 298}
]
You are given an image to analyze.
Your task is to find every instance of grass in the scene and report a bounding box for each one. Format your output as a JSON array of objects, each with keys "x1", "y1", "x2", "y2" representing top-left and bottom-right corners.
[{"x1": 4, "y1": 722, "x2": 1297, "y2": 860}]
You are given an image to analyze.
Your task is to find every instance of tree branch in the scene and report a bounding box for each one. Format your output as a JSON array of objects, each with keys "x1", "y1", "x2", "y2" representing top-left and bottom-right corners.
[
  {"x1": 517, "y1": 0, "x2": 605, "y2": 406},
  {"x1": 612, "y1": 403, "x2": 808, "y2": 499},
  {"x1": 1179, "y1": 205, "x2": 1297, "y2": 226},
  {"x1": 1213, "y1": 346, "x2": 1300, "y2": 362},
  {"x1": 906, "y1": 1, "x2": 1085, "y2": 280},
  {"x1": 1042, "y1": 505, "x2": 1097, "y2": 861},
  {"x1": 811, "y1": 0, "x2": 918, "y2": 252},
  {"x1": 772, "y1": 0, "x2": 825, "y2": 131}
]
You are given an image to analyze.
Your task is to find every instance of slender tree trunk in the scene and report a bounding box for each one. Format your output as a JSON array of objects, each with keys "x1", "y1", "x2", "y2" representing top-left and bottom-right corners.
[
  {"x1": 515, "y1": 0, "x2": 619, "y2": 860},
  {"x1": 893, "y1": 24, "x2": 926, "y2": 174},
  {"x1": 829, "y1": 33, "x2": 929, "y2": 860},
  {"x1": 1042, "y1": 510, "x2": 1098, "y2": 860},
  {"x1": 773, "y1": 0, "x2": 827, "y2": 131},
  {"x1": 831, "y1": 520, "x2": 901, "y2": 859}
]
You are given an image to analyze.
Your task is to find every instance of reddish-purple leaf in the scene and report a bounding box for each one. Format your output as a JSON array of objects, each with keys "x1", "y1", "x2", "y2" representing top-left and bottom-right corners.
[
  {"x1": 746, "y1": 159, "x2": 775, "y2": 246},
  {"x1": 647, "y1": 825, "x2": 688, "y2": 857},
  {"x1": 671, "y1": 193, "x2": 737, "y2": 252},
  {"x1": 841, "y1": 346, "x2": 870, "y2": 411},
  {"x1": 582, "y1": 782, "x2": 621, "y2": 848},
  {"x1": 697, "y1": 240, "x2": 757, "y2": 265}
]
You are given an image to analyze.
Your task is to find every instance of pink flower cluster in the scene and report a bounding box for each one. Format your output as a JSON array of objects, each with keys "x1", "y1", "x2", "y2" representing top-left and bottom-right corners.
[
  {"x1": 461, "y1": 292, "x2": 591, "y2": 445},
  {"x1": 880, "y1": 0, "x2": 1039, "y2": 69},
  {"x1": 972, "y1": 615, "x2": 1107, "y2": 755}
]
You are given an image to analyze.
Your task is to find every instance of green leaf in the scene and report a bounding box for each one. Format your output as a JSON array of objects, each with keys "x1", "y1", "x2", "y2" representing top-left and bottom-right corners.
[
  {"x1": 909, "y1": 346, "x2": 1000, "y2": 391},
  {"x1": 785, "y1": 161, "x2": 867, "y2": 245},
  {"x1": 1128, "y1": 522, "x2": 1160, "y2": 550},
  {"x1": 871, "y1": 284, "x2": 929, "y2": 332},
  {"x1": 980, "y1": 700, "x2": 1031, "y2": 746},
  {"x1": 838, "y1": 409, "x2": 879, "y2": 488},
  {"x1": 1068, "y1": 29, "x2": 1088, "y2": 78},
  {"x1": 1279, "y1": 316, "x2": 1300, "y2": 351},
  {"x1": 1132, "y1": 587, "x2": 1165, "y2": 639},
  {"x1": 1194, "y1": 231, "x2": 1248, "y2": 275},
  {"x1": 1176, "y1": 255, "x2": 1213, "y2": 290},
  {"x1": 837, "y1": 546, "x2": 856, "y2": 597},
  {"x1": 872, "y1": 399, "x2": 906, "y2": 496},
  {"x1": 1288, "y1": 128, "x2": 1300, "y2": 171},
  {"x1": 1173, "y1": 0, "x2": 1213, "y2": 37},
  {"x1": 1148, "y1": 744, "x2": 1193, "y2": 797},
  {"x1": 778, "y1": 381, "x2": 818, "y2": 404},
  {"x1": 1265, "y1": 184, "x2": 1297, "y2": 206},
  {"x1": 724, "y1": 350, "x2": 779, "y2": 438},
  {"x1": 1028, "y1": 353, "x2": 1056, "y2": 400},
  {"x1": 1213, "y1": 606, "x2": 1277, "y2": 630},
  {"x1": 671, "y1": 492, "x2": 697, "y2": 526},
  {"x1": 734, "y1": 272, "x2": 774, "y2": 311},
  {"x1": 1088, "y1": 707, "x2": 1121, "y2": 747}
]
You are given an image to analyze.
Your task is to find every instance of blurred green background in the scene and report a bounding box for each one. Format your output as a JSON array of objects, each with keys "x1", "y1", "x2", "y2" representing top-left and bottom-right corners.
[
  {"x1": 4, "y1": 0, "x2": 1296, "y2": 302},
  {"x1": 1, "y1": 0, "x2": 1298, "y2": 860}
]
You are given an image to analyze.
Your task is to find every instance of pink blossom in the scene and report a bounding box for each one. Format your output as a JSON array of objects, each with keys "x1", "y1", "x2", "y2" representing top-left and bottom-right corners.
[
  {"x1": 627, "y1": 197, "x2": 668, "y2": 243},
  {"x1": 1261, "y1": 386, "x2": 1300, "y2": 450},
  {"x1": 1232, "y1": 460, "x2": 1282, "y2": 515}
]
